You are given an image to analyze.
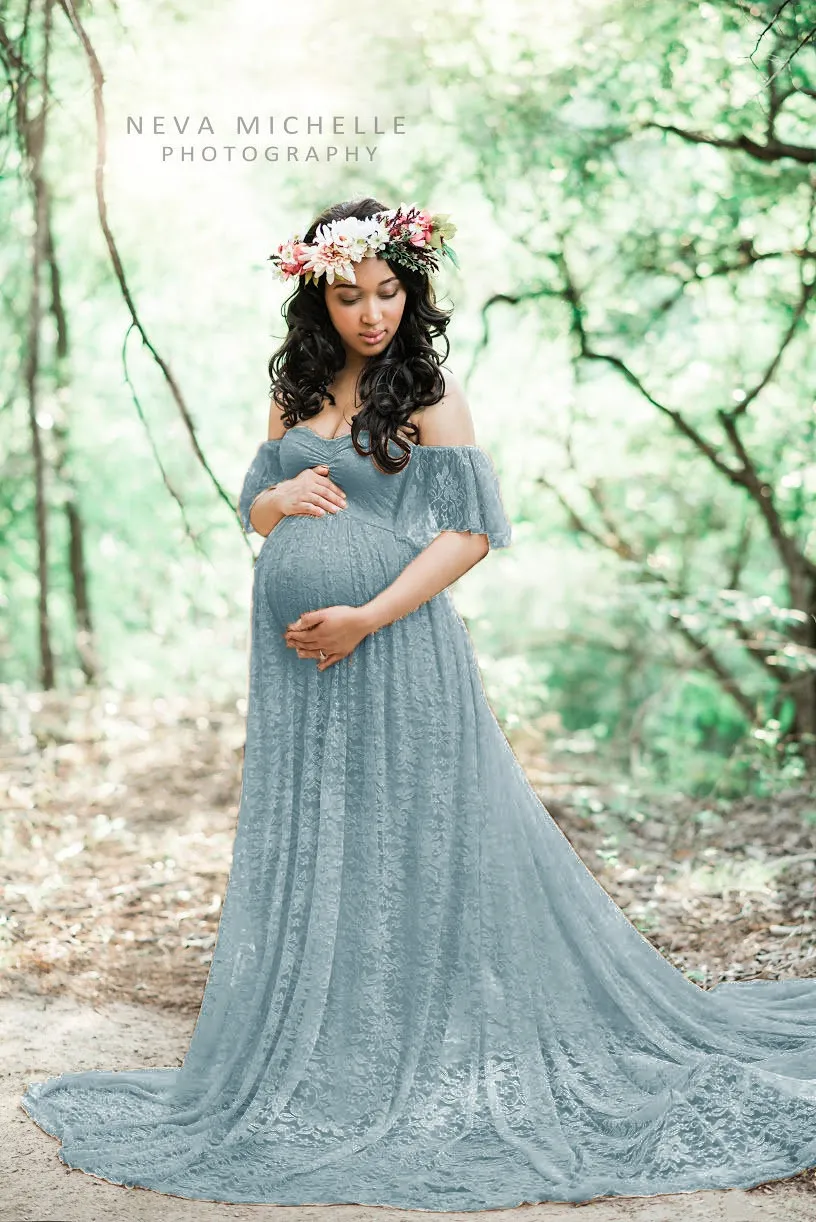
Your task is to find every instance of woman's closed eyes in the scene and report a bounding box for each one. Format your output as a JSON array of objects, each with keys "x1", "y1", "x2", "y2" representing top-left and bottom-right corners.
[{"x1": 339, "y1": 291, "x2": 399, "y2": 305}]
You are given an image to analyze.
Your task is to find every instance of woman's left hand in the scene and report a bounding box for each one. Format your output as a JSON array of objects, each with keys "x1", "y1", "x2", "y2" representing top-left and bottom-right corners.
[{"x1": 283, "y1": 605, "x2": 372, "y2": 670}]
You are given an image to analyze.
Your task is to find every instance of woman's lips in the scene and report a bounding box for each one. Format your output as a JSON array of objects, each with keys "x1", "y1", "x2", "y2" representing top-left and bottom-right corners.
[{"x1": 361, "y1": 329, "x2": 385, "y2": 344}]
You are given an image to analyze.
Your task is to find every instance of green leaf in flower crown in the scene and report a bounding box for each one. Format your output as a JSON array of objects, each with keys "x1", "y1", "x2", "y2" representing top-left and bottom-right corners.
[{"x1": 431, "y1": 214, "x2": 457, "y2": 243}]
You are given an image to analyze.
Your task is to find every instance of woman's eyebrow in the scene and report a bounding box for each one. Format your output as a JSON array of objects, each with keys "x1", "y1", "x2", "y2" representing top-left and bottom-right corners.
[{"x1": 334, "y1": 276, "x2": 400, "y2": 290}]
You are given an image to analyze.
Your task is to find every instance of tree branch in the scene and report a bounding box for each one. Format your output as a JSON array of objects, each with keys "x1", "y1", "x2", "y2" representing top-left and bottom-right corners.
[
  {"x1": 55, "y1": 0, "x2": 247, "y2": 550},
  {"x1": 642, "y1": 120, "x2": 815, "y2": 165},
  {"x1": 537, "y1": 468, "x2": 759, "y2": 720}
]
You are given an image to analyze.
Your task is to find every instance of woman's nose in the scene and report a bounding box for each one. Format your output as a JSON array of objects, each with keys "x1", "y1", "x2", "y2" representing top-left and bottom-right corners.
[{"x1": 361, "y1": 302, "x2": 383, "y2": 324}]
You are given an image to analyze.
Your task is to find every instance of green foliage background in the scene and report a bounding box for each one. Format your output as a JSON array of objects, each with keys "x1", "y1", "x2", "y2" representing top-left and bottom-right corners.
[{"x1": 1, "y1": 0, "x2": 815, "y2": 798}]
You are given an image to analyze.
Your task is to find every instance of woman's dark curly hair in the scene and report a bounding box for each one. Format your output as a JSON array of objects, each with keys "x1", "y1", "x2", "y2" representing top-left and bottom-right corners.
[{"x1": 267, "y1": 196, "x2": 454, "y2": 475}]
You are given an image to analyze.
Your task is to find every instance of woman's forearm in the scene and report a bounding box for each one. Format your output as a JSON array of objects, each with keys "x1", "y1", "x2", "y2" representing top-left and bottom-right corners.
[
  {"x1": 249, "y1": 485, "x2": 286, "y2": 535},
  {"x1": 359, "y1": 532, "x2": 490, "y2": 634}
]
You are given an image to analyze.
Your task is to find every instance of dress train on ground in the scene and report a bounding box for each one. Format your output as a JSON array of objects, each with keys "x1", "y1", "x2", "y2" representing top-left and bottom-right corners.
[{"x1": 20, "y1": 426, "x2": 816, "y2": 1209}]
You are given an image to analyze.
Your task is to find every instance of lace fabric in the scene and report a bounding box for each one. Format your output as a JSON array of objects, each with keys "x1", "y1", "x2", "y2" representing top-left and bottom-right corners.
[
  {"x1": 396, "y1": 442, "x2": 513, "y2": 550},
  {"x1": 19, "y1": 427, "x2": 816, "y2": 1209},
  {"x1": 238, "y1": 430, "x2": 512, "y2": 549},
  {"x1": 238, "y1": 439, "x2": 285, "y2": 533}
]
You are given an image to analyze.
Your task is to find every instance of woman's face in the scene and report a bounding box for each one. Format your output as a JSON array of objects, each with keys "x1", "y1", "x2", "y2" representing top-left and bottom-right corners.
[{"x1": 323, "y1": 255, "x2": 407, "y2": 362}]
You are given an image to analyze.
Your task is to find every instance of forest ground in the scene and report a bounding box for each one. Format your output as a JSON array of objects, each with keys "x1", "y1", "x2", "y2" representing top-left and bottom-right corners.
[{"x1": 2, "y1": 686, "x2": 815, "y2": 1221}]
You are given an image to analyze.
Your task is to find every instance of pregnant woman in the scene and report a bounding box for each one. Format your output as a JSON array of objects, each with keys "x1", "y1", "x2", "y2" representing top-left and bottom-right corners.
[{"x1": 20, "y1": 198, "x2": 816, "y2": 1209}]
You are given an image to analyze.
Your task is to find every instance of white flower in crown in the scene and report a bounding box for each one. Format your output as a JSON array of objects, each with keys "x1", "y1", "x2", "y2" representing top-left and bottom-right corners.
[{"x1": 302, "y1": 215, "x2": 389, "y2": 285}]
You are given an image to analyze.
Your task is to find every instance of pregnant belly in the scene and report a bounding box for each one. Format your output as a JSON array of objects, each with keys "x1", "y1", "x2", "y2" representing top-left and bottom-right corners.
[{"x1": 255, "y1": 511, "x2": 415, "y2": 630}]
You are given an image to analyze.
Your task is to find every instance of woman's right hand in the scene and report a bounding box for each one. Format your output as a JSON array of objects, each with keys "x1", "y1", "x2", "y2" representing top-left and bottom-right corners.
[{"x1": 276, "y1": 464, "x2": 347, "y2": 517}]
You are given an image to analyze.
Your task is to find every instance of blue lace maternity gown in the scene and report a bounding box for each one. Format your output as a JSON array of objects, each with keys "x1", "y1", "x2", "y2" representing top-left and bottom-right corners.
[{"x1": 20, "y1": 425, "x2": 816, "y2": 1209}]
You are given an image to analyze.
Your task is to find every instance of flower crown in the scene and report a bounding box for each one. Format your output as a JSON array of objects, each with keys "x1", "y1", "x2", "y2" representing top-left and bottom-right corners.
[{"x1": 268, "y1": 202, "x2": 458, "y2": 286}]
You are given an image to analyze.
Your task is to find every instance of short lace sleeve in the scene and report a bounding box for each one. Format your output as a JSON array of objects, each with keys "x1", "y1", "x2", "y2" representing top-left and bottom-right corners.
[
  {"x1": 238, "y1": 440, "x2": 284, "y2": 534},
  {"x1": 402, "y1": 444, "x2": 512, "y2": 550}
]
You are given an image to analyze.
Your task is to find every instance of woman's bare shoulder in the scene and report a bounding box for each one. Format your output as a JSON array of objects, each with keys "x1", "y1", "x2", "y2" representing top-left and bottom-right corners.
[
  {"x1": 413, "y1": 368, "x2": 476, "y2": 447},
  {"x1": 267, "y1": 387, "x2": 288, "y2": 441}
]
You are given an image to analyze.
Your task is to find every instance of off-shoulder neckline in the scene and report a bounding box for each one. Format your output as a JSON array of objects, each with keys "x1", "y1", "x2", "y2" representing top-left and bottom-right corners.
[
  {"x1": 261, "y1": 427, "x2": 481, "y2": 451},
  {"x1": 288, "y1": 424, "x2": 357, "y2": 443}
]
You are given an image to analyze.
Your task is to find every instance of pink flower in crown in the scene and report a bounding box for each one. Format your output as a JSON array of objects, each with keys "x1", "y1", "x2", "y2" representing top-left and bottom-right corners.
[
  {"x1": 408, "y1": 208, "x2": 434, "y2": 246},
  {"x1": 388, "y1": 201, "x2": 433, "y2": 247},
  {"x1": 302, "y1": 243, "x2": 357, "y2": 285},
  {"x1": 272, "y1": 237, "x2": 311, "y2": 280}
]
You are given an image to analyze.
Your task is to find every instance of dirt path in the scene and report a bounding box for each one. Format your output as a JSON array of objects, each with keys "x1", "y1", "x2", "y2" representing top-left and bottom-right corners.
[{"x1": 3, "y1": 994, "x2": 814, "y2": 1222}]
